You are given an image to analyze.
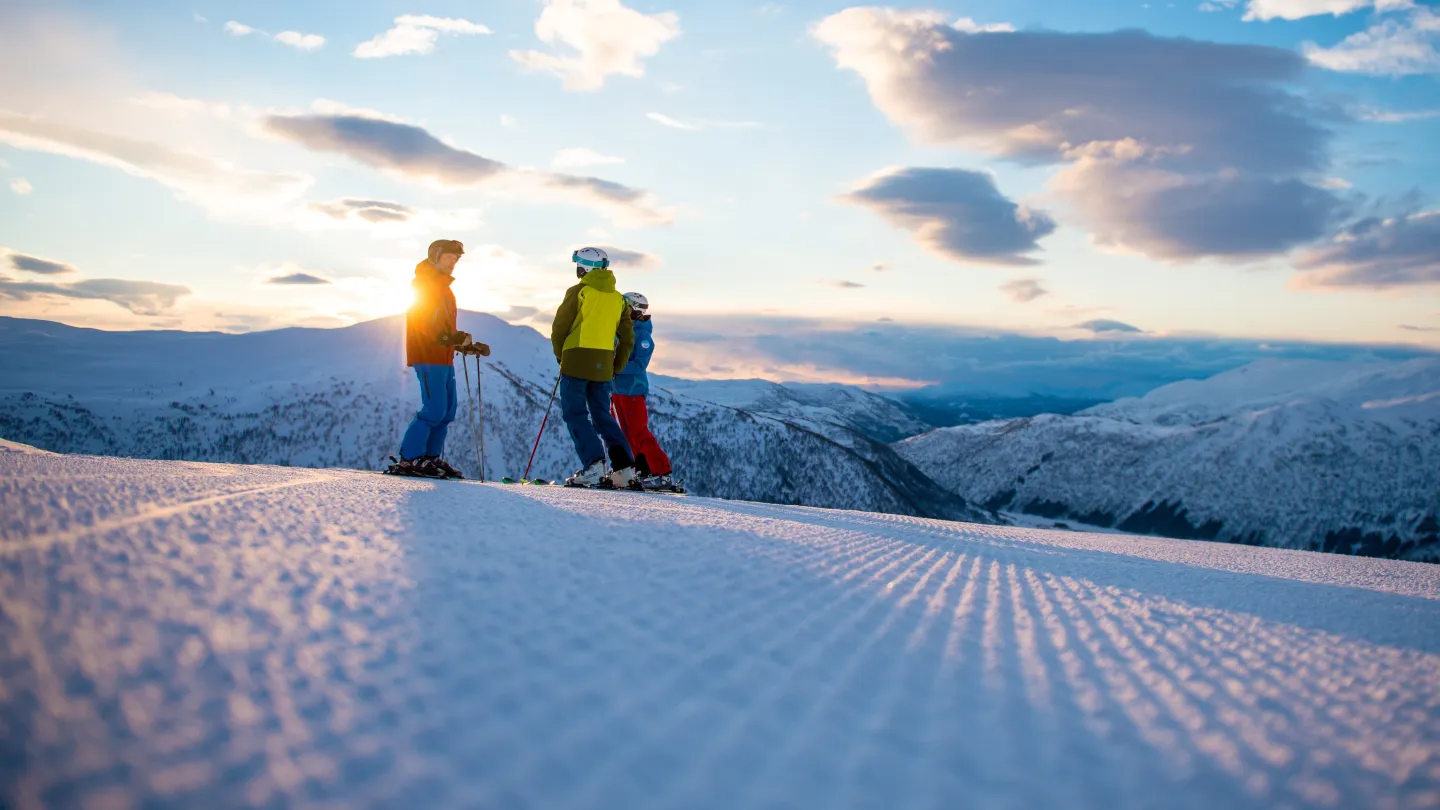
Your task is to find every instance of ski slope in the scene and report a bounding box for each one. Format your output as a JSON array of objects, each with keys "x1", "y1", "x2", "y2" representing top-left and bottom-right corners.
[{"x1": 2, "y1": 449, "x2": 1438, "y2": 810}]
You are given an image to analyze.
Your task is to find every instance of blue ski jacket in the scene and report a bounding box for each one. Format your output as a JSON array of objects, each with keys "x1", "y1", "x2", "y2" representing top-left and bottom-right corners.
[{"x1": 613, "y1": 318, "x2": 654, "y2": 396}]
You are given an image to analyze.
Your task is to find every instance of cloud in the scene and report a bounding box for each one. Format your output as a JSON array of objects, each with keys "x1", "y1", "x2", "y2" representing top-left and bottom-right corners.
[
  {"x1": 6, "y1": 251, "x2": 77, "y2": 275},
  {"x1": 811, "y1": 9, "x2": 1344, "y2": 262},
  {"x1": 224, "y1": 20, "x2": 257, "y2": 36},
  {"x1": 0, "y1": 110, "x2": 312, "y2": 215},
  {"x1": 871, "y1": 262, "x2": 889, "y2": 272},
  {"x1": 552, "y1": 147, "x2": 624, "y2": 169},
  {"x1": 839, "y1": 167, "x2": 1056, "y2": 265},
  {"x1": 0, "y1": 277, "x2": 191, "y2": 314},
  {"x1": 1400, "y1": 324, "x2": 1440, "y2": 332},
  {"x1": 308, "y1": 197, "x2": 416, "y2": 223},
  {"x1": 595, "y1": 246, "x2": 661, "y2": 270},
  {"x1": 827, "y1": 280, "x2": 866, "y2": 289},
  {"x1": 264, "y1": 111, "x2": 506, "y2": 180},
  {"x1": 9, "y1": 178, "x2": 30, "y2": 195},
  {"x1": 646, "y1": 112, "x2": 700, "y2": 131},
  {"x1": 274, "y1": 31, "x2": 325, "y2": 51},
  {"x1": 1077, "y1": 318, "x2": 1144, "y2": 334},
  {"x1": 1242, "y1": 0, "x2": 1411, "y2": 21},
  {"x1": 1050, "y1": 139, "x2": 1345, "y2": 260},
  {"x1": 1356, "y1": 106, "x2": 1440, "y2": 123},
  {"x1": 645, "y1": 112, "x2": 763, "y2": 131},
  {"x1": 1293, "y1": 210, "x2": 1440, "y2": 288},
  {"x1": 266, "y1": 272, "x2": 332, "y2": 285},
  {"x1": 510, "y1": 0, "x2": 680, "y2": 91},
  {"x1": 1000, "y1": 278, "x2": 1049, "y2": 302},
  {"x1": 354, "y1": 15, "x2": 491, "y2": 58},
  {"x1": 650, "y1": 313, "x2": 1434, "y2": 397},
  {"x1": 500, "y1": 114, "x2": 518, "y2": 129},
  {"x1": 1304, "y1": 6, "x2": 1440, "y2": 75},
  {"x1": 263, "y1": 108, "x2": 671, "y2": 225}
]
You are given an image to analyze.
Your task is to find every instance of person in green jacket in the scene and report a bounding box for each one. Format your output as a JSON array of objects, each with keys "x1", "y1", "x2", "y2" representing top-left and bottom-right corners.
[{"x1": 551, "y1": 247, "x2": 637, "y2": 488}]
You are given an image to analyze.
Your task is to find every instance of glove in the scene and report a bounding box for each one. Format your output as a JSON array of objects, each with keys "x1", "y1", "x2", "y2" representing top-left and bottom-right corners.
[
  {"x1": 471, "y1": 342, "x2": 491, "y2": 357},
  {"x1": 440, "y1": 330, "x2": 472, "y2": 347}
]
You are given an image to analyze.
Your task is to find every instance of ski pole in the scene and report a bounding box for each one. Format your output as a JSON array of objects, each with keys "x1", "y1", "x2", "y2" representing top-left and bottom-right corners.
[
  {"x1": 476, "y1": 354, "x2": 487, "y2": 483},
  {"x1": 461, "y1": 353, "x2": 482, "y2": 480},
  {"x1": 523, "y1": 375, "x2": 562, "y2": 481}
]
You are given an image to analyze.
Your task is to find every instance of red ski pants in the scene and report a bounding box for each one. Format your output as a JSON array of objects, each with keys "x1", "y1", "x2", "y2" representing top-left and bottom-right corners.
[{"x1": 610, "y1": 394, "x2": 672, "y2": 476}]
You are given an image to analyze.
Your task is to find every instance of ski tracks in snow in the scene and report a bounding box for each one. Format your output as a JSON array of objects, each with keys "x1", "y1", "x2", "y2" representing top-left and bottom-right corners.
[{"x1": 0, "y1": 453, "x2": 1437, "y2": 810}]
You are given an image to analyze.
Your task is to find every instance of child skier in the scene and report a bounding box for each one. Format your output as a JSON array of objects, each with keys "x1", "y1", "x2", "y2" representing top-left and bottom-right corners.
[
  {"x1": 550, "y1": 247, "x2": 638, "y2": 488},
  {"x1": 611, "y1": 292, "x2": 678, "y2": 491}
]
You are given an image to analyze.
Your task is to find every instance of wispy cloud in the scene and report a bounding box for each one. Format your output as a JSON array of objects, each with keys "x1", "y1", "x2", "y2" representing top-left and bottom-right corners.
[
  {"x1": 551, "y1": 147, "x2": 624, "y2": 169},
  {"x1": 647, "y1": 112, "x2": 699, "y2": 131},
  {"x1": 0, "y1": 276, "x2": 192, "y2": 315},
  {"x1": 266, "y1": 272, "x2": 332, "y2": 285},
  {"x1": 5, "y1": 250, "x2": 76, "y2": 275},
  {"x1": 9, "y1": 178, "x2": 31, "y2": 195},
  {"x1": 999, "y1": 278, "x2": 1049, "y2": 302},
  {"x1": 224, "y1": 20, "x2": 256, "y2": 36},
  {"x1": 595, "y1": 245, "x2": 661, "y2": 270},
  {"x1": 646, "y1": 112, "x2": 762, "y2": 131},
  {"x1": 1077, "y1": 318, "x2": 1144, "y2": 334},
  {"x1": 1304, "y1": 6, "x2": 1440, "y2": 76},
  {"x1": 0, "y1": 110, "x2": 312, "y2": 216},
  {"x1": 511, "y1": 0, "x2": 680, "y2": 91},
  {"x1": 263, "y1": 106, "x2": 672, "y2": 226},
  {"x1": 307, "y1": 198, "x2": 416, "y2": 224},
  {"x1": 1355, "y1": 106, "x2": 1440, "y2": 123},
  {"x1": 274, "y1": 31, "x2": 325, "y2": 51},
  {"x1": 1243, "y1": 0, "x2": 1411, "y2": 21},
  {"x1": 354, "y1": 15, "x2": 491, "y2": 59}
]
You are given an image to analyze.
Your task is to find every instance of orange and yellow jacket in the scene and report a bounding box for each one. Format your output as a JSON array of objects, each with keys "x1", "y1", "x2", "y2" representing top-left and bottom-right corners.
[{"x1": 406, "y1": 260, "x2": 457, "y2": 367}]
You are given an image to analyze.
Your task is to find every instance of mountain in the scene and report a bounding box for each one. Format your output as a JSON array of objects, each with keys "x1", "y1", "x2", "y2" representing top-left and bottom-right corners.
[
  {"x1": 4, "y1": 447, "x2": 1437, "y2": 810},
  {"x1": 654, "y1": 376, "x2": 933, "y2": 442},
  {"x1": 0, "y1": 315, "x2": 990, "y2": 523},
  {"x1": 895, "y1": 358, "x2": 1440, "y2": 561}
]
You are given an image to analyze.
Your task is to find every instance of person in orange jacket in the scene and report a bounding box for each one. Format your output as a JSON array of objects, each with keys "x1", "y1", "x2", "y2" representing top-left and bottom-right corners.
[{"x1": 388, "y1": 239, "x2": 490, "y2": 479}]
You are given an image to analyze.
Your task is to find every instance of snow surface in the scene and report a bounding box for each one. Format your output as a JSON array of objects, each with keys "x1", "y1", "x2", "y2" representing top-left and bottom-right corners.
[{"x1": 3, "y1": 448, "x2": 1438, "y2": 809}]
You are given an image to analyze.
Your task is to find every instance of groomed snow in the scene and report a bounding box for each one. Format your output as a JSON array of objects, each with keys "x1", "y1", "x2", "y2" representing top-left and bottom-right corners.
[{"x1": 2, "y1": 449, "x2": 1437, "y2": 809}]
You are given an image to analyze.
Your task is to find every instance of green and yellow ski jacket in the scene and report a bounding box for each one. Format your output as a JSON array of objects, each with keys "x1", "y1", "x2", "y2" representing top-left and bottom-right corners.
[{"x1": 551, "y1": 268, "x2": 634, "y2": 382}]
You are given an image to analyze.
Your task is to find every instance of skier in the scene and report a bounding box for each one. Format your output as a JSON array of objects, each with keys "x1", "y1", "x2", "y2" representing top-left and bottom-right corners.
[
  {"x1": 551, "y1": 247, "x2": 637, "y2": 488},
  {"x1": 388, "y1": 239, "x2": 491, "y2": 479},
  {"x1": 611, "y1": 292, "x2": 678, "y2": 491}
]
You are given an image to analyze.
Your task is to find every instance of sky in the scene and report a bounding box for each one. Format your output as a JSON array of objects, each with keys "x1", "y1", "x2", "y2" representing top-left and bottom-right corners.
[{"x1": 1, "y1": 0, "x2": 1438, "y2": 390}]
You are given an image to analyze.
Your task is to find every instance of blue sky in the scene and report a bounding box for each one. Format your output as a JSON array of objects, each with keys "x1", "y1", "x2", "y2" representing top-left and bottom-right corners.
[{"x1": 0, "y1": 0, "x2": 1437, "y2": 387}]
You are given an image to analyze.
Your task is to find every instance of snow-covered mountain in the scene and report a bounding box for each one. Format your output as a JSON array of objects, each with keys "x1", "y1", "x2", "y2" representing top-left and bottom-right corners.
[
  {"x1": 896, "y1": 357, "x2": 1440, "y2": 560},
  {"x1": 0, "y1": 315, "x2": 990, "y2": 522},
  {"x1": 655, "y1": 377, "x2": 933, "y2": 442}
]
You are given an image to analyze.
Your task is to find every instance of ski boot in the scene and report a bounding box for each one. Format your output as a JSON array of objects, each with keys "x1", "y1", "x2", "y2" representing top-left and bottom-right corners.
[
  {"x1": 428, "y1": 457, "x2": 464, "y2": 480},
  {"x1": 601, "y1": 465, "x2": 636, "y2": 490},
  {"x1": 564, "y1": 460, "x2": 607, "y2": 488}
]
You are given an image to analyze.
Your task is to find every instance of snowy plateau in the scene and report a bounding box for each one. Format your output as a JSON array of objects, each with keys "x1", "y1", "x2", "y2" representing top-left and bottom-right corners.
[
  {"x1": 1, "y1": 445, "x2": 1438, "y2": 809},
  {"x1": 898, "y1": 358, "x2": 1440, "y2": 562}
]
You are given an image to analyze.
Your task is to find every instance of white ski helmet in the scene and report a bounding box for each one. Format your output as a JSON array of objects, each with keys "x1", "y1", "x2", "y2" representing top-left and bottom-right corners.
[
  {"x1": 572, "y1": 246, "x2": 609, "y2": 277},
  {"x1": 623, "y1": 291, "x2": 648, "y2": 313}
]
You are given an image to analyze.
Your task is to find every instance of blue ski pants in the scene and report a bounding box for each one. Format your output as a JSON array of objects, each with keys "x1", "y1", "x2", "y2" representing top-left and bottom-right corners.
[
  {"x1": 401, "y1": 363, "x2": 457, "y2": 461},
  {"x1": 560, "y1": 374, "x2": 633, "y2": 469}
]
